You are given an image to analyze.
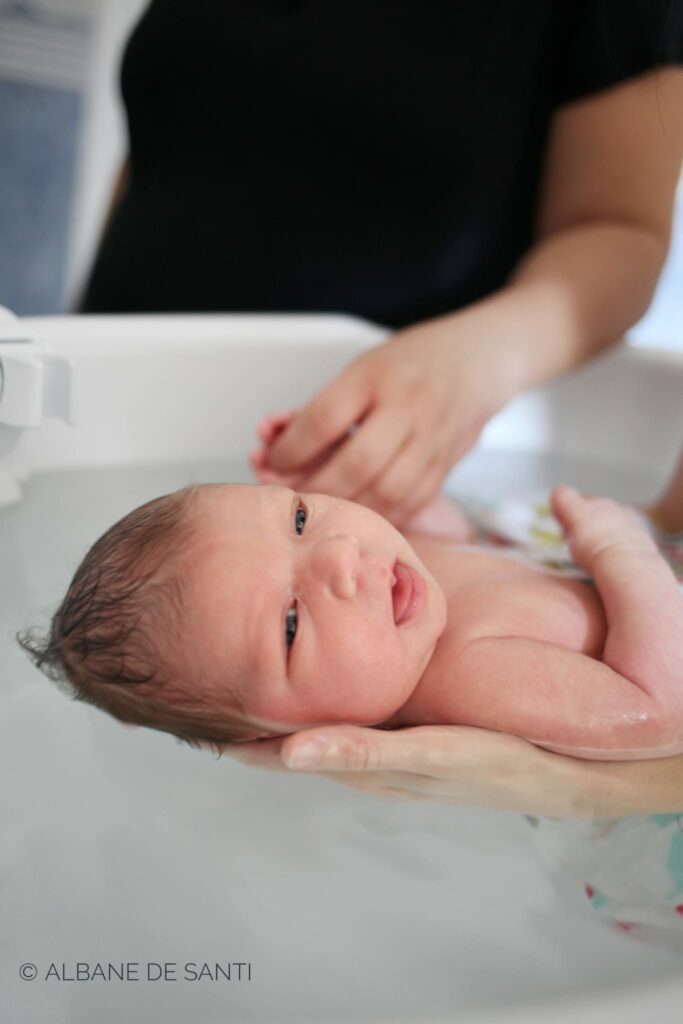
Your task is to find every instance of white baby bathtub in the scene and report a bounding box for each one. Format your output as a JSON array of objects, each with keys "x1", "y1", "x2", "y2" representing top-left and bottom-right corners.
[{"x1": 1, "y1": 313, "x2": 683, "y2": 1024}]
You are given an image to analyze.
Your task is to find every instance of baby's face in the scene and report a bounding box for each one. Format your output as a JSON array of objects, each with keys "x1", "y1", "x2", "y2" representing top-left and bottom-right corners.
[{"x1": 181, "y1": 484, "x2": 448, "y2": 737}]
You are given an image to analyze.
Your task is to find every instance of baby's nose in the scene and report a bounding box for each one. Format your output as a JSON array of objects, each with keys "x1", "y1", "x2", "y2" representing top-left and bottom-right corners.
[{"x1": 310, "y1": 535, "x2": 359, "y2": 599}]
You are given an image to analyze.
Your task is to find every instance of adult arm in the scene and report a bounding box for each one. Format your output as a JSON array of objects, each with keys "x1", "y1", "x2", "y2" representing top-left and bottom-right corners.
[
  {"x1": 222, "y1": 724, "x2": 683, "y2": 819},
  {"x1": 72, "y1": 158, "x2": 130, "y2": 312},
  {"x1": 100, "y1": 158, "x2": 130, "y2": 236},
  {"x1": 648, "y1": 444, "x2": 683, "y2": 535},
  {"x1": 263, "y1": 68, "x2": 683, "y2": 527}
]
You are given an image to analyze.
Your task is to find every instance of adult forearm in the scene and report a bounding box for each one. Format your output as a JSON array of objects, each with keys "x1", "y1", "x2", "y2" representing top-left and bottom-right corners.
[
  {"x1": 562, "y1": 751, "x2": 683, "y2": 819},
  {"x1": 474, "y1": 219, "x2": 668, "y2": 400},
  {"x1": 648, "y1": 446, "x2": 683, "y2": 535}
]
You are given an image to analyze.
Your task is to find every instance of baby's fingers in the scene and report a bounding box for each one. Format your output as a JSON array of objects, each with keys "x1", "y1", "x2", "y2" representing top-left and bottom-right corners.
[{"x1": 549, "y1": 485, "x2": 584, "y2": 531}]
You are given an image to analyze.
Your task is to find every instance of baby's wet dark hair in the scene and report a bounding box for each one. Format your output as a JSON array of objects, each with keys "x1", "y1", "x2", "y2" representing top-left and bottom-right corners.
[{"x1": 17, "y1": 485, "x2": 253, "y2": 752}]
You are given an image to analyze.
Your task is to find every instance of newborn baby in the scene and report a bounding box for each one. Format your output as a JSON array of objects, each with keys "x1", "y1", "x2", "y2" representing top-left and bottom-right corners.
[{"x1": 20, "y1": 478, "x2": 683, "y2": 761}]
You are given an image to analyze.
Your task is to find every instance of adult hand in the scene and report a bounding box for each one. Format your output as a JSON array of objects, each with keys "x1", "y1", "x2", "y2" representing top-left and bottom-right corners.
[
  {"x1": 258, "y1": 309, "x2": 517, "y2": 528},
  {"x1": 222, "y1": 722, "x2": 683, "y2": 818},
  {"x1": 220, "y1": 723, "x2": 604, "y2": 819},
  {"x1": 250, "y1": 414, "x2": 477, "y2": 541}
]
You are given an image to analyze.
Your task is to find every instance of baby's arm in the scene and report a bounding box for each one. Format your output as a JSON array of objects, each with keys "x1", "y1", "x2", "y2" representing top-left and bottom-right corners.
[
  {"x1": 447, "y1": 487, "x2": 683, "y2": 760},
  {"x1": 551, "y1": 486, "x2": 683, "y2": 705},
  {"x1": 448, "y1": 636, "x2": 676, "y2": 760}
]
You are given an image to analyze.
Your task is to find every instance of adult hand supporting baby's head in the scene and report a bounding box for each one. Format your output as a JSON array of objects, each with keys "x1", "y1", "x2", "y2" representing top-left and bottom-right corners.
[{"x1": 221, "y1": 723, "x2": 601, "y2": 819}]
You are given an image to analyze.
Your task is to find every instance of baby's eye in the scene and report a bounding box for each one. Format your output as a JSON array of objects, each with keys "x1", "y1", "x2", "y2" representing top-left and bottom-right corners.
[
  {"x1": 286, "y1": 605, "x2": 298, "y2": 650},
  {"x1": 295, "y1": 501, "x2": 307, "y2": 536}
]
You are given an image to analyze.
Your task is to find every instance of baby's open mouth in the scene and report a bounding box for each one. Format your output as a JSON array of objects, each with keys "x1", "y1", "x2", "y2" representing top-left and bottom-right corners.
[{"x1": 391, "y1": 561, "x2": 419, "y2": 625}]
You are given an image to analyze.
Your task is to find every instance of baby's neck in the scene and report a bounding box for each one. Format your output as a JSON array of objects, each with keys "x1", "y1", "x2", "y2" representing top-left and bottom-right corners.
[
  {"x1": 379, "y1": 536, "x2": 459, "y2": 729},
  {"x1": 378, "y1": 534, "x2": 537, "y2": 730}
]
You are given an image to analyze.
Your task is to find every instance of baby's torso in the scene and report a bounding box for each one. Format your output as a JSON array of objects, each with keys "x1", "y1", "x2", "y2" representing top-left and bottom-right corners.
[
  {"x1": 419, "y1": 537, "x2": 605, "y2": 650},
  {"x1": 389, "y1": 534, "x2": 607, "y2": 726}
]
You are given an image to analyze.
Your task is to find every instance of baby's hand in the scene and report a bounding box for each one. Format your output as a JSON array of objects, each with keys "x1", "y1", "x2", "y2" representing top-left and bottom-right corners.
[{"x1": 550, "y1": 486, "x2": 657, "y2": 570}]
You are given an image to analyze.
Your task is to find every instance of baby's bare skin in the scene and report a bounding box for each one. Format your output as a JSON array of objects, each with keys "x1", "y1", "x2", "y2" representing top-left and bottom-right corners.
[
  {"x1": 384, "y1": 489, "x2": 683, "y2": 760},
  {"x1": 388, "y1": 536, "x2": 607, "y2": 722},
  {"x1": 249, "y1": 412, "x2": 683, "y2": 760}
]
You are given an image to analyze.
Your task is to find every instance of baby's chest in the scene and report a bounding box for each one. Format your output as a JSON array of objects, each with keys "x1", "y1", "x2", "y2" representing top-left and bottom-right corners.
[{"x1": 443, "y1": 574, "x2": 606, "y2": 656}]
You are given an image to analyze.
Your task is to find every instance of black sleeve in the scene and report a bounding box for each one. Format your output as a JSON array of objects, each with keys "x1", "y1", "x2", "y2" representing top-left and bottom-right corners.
[{"x1": 554, "y1": 0, "x2": 683, "y2": 107}]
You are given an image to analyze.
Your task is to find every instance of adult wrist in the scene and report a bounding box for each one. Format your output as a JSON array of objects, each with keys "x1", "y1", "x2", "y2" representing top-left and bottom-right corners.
[
  {"x1": 458, "y1": 285, "x2": 552, "y2": 404},
  {"x1": 419, "y1": 292, "x2": 535, "y2": 412}
]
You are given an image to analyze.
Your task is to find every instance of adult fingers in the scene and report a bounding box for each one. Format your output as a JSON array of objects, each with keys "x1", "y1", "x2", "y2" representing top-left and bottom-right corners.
[
  {"x1": 279, "y1": 724, "x2": 487, "y2": 774},
  {"x1": 255, "y1": 410, "x2": 298, "y2": 445},
  {"x1": 388, "y1": 458, "x2": 449, "y2": 530},
  {"x1": 219, "y1": 726, "x2": 567, "y2": 815},
  {"x1": 219, "y1": 736, "x2": 291, "y2": 771},
  {"x1": 299, "y1": 405, "x2": 412, "y2": 501},
  {"x1": 218, "y1": 734, "x2": 444, "y2": 799},
  {"x1": 266, "y1": 365, "x2": 371, "y2": 476},
  {"x1": 385, "y1": 403, "x2": 485, "y2": 524},
  {"x1": 313, "y1": 771, "x2": 430, "y2": 801},
  {"x1": 249, "y1": 447, "x2": 304, "y2": 487},
  {"x1": 251, "y1": 436, "x2": 350, "y2": 488},
  {"x1": 279, "y1": 725, "x2": 575, "y2": 817},
  {"x1": 352, "y1": 435, "x2": 441, "y2": 525}
]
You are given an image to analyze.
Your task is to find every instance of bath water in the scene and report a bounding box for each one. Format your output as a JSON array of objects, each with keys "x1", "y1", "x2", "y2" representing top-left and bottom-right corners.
[{"x1": 1, "y1": 451, "x2": 679, "y2": 1024}]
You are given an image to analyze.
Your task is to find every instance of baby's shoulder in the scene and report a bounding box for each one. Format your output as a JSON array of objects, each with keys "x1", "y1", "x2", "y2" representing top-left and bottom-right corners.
[
  {"x1": 442, "y1": 571, "x2": 544, "y2": 641},
  {"x1": 441, "y1": 564, "x2": 603, "y2": 656}
]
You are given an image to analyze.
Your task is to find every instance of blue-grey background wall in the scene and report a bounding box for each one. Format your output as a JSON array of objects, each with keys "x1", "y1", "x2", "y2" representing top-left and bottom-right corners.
[
  {"x1": 0, "y1": 79, "x2": 82, "y2": 314},
  {"x1": 0, "y1": 0, "x2": 93, "y2": 315}
]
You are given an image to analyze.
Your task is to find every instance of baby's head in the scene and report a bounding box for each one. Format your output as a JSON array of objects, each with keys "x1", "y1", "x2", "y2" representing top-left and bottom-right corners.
[{"x1": 18, "y1": 483, "x2": 447, "y2": 750}]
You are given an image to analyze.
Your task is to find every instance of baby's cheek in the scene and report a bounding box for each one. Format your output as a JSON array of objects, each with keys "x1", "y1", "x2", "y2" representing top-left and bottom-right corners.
[
  {"x1": 284, "y1": 665, "x2": 406, "y2": 726},
  {"x1": 335, "y1": 657, "x2": 415, "y2": 723}
]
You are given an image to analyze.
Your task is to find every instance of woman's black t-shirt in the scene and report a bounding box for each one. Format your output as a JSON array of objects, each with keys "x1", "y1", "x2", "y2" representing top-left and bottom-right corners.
[{"x1": 81, "y1": 0, "x2": 683, "y2": 328}]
